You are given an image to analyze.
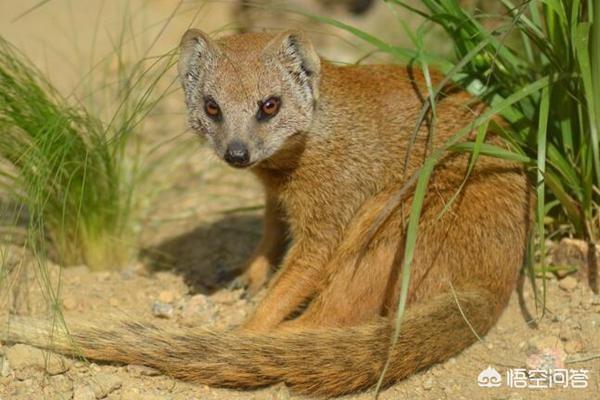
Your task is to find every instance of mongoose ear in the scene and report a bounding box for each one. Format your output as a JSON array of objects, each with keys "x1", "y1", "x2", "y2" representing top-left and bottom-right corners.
[
  {"x1": 262, "y1": 30, "x2": 321, "y2": 103},
  {"x1": 178, "y1": 29, "x2": 219, "y2": 99}
]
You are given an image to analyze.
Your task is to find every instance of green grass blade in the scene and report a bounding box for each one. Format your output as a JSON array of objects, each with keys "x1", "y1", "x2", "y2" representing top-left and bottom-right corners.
[
  {"x1": 536, "y1": 85, "x2": 550, "y2": 315},
  {"x1": 448, "y1": 142, "x2": 534, "y2": 163},
  {"x1": 374, "y1": 155, "x2": 436, "y2": 397}
]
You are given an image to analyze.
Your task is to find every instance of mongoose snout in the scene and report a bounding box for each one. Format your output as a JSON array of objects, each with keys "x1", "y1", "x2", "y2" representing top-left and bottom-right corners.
[{"x1": 224, "y1": 140, "x2": 251, "y2": 167}]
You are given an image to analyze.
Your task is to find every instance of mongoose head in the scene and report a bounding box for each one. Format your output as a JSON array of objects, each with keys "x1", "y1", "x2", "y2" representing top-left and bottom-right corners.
[{"x1": 179, "y1": 29, "x2": 321, "y2": 168}]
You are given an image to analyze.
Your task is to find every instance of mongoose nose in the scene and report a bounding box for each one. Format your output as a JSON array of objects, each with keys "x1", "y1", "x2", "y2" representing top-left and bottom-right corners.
[{"x1": 224, "y1": 141, "x2": 250, "y2": 167}]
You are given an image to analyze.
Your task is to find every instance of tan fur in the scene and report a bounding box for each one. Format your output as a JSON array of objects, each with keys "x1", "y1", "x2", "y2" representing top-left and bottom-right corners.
[{"x1": 2, "y1": 31, "x2": 533, "y2": 397}]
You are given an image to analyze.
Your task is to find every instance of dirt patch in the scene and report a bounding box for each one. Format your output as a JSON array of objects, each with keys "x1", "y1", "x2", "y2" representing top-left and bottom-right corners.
[{"x1": 1, "y1": 231, "x2": 599, "y2": 399}]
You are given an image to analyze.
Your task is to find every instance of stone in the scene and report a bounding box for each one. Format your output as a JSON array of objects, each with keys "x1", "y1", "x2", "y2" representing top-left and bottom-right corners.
[
  {"x1": 527, "y1": 335, "x2": 561, "y2": 352},
  {"x1": 95, "y1": 271, "x2": 111, "y2": 281},
  {"x1": 87, "y1": 373, "x2": 123, "y2": 398},
  {"x1": 49, "y1": 373, "x2": 74, "y2": 392},
  {"x1": 181, "y1": 294, "x2": 217, "y2": 324},
  {"x1": 422, "y1": 377, "x2": 434, "y2": 390},
  {"x1": 151, "y1": 301, "x2": 174, "y2": 319},
  {"x1": 581, "y1": 298, "x2": 593, "y2": 311},
  {"x1": 120, "y1": 262, "x2": 148, "y2": 279},
  {"x1": 0, "y1": 356, "x2": 11, "y2": 377},
  {"x1": 272, "y1": 382, "x2": 291, "y2": 399},
  {"x1": 5, "y1": 344, "x2": 70, "y2": 375},
  {"x1": 119, "y1": 386, "x2": 163, "y2": 400},
  {"x1": 552, "y1": 238, "x2": 588, "y2": 268},
  {"x1": 558, "y1": 276, "x2": 578, "y2": 291},
  {"x1": 564, "y1": 339, "x2": 585, "y2": 354},
  {"x1": 570, "y1": 290, "x2": 584, "y2": 308},
  {"x1": 210, "y1": 289, "x2": 241, "y2": 304},
  {"x1": 12, "y1": 379, "x2": 39, "y2": 397},
  {"x1": 559, "y1": 326, "x2": 572, "y2": 341},
  {"x1": 158, "y1": 290, "x2": 176, "y2": 303},
  {"x1": 62, "y1": 295, "x2": 79, "y2": 311},
  {"x1": 526, "y1": 345, "x2": 566, "y2": 370},
  {"x1": 126, "y1": 364, "x2": 160, "y2": 377},
  {"x1": 552, "y1": 238, "x2": 599, "y2": 284},
  {"x1": 120, "y1": 387, "x2": 142, "y2": 400},
  {"x1": 73, "y1": 385, "x2": 96, "y2": 400}
]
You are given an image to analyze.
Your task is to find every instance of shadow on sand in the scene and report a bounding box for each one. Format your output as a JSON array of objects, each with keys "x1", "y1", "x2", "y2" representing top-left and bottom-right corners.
[{"x1": 141, "y1": 214, "x2": 262, "y2": 295}]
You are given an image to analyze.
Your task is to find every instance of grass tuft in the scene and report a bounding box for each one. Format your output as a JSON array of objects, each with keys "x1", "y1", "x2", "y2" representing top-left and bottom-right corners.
[{"x1": 0, "y1": 35, "x2": 177, "y2": 270}]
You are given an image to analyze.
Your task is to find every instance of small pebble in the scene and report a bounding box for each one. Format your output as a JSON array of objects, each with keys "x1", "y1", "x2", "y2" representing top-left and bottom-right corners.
[
  {"x1": 126, "y1": 364, "x2": 160, "y2": 377},
  {"x1": 120, "y1": 387, "x2": 142, "y2": 400},
  {"x1": 581, "y1": 296, "x2": 593, "y2": 310},
  {"x1": 158, "y1": 290, "x2": 175, "y2": 304},
  {"x1": 88, "y1": 373, "x2": 123, "y2": 398},
  {"x1": 211, "y1": 289, "x2": 241, "y2": 304},
  {"x1": 95, "y1": 271, "x2": 111, "y2": 281},
  {"x1": 62, "y1": 295, "x2": 78, "y2": 311},
  {"x1": 422, "y1": 377, "x2": 434, "y2": 390},
  {"x1": 527, "y1": 335, "x2": 562, "y2": 354},
  {"x1": 272, "y1": 382, "x2": 291, "y2": 399},
  {"x1": 152, "y1": 301, "x2": 174, "y2": 319},
  {"x1": 49, "y1": 374, "x2": 73, "y2": 393},
  {"x1": 181, "y1": 294, "x2": 216, "y2": 323},
  {"x1": 0, "y1": 357, "x2": 11, "y2": 377},
  {"x1": 120, "y1": 269, "x2": 136, "y2": 280},
  {"x1": 559, "y1": 326, "x2": 572, "y2": 341},
  {"x1": 564, "y1": 339, "x2": 585, "y2": 354},
  {"x1": 526, "y1": 347, "x2": 566, "y2": 370},
  {"x1": 73, "y1": 384, "x2": 96, "y2": 400},
  {"x1": 559, "y1": 276, "x2": 578, "y2": 291}
]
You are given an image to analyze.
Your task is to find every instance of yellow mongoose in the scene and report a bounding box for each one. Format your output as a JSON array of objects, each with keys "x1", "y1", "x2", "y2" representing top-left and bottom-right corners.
[{"x1": 3, "y1": 30, "x2": 533, "y2": 396}]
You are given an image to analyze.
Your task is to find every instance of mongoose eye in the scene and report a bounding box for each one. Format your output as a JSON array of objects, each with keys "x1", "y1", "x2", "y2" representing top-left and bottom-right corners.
[
  {"x1": 204, "y1": 97, "x2": 222, "y2": 121},
  {"x1": 257, "y1": 97, "x2": 281, "y2": 121}
]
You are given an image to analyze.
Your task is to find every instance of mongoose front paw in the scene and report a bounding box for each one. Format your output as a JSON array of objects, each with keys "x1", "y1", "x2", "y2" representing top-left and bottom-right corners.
[
  {"x1": 228, "y1": 274, "x2": 250, "y2": 291},
  {"x1": 228, "y1": 268, "x2": 270, "y2": 297}
]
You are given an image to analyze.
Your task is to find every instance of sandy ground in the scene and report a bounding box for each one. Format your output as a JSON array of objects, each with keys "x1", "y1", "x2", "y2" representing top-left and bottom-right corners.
[
  {"x1": 1, "y1": 1, "x2": 599, "y2": 400},
  {"x1": 1, "y1": 169, "x2": 599, "y2": 400}
]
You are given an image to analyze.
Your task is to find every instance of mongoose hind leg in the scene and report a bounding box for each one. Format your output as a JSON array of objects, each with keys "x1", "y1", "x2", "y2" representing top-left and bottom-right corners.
[
  {"x1": 281, "y1": 242, "x2": 401, "y2": 331},
  {"x1": 240, "y1": 237, "x2": 331, "y2": 332},
  {"x1": 279, "y1": 192, "x2": 406, "y2": 330}
]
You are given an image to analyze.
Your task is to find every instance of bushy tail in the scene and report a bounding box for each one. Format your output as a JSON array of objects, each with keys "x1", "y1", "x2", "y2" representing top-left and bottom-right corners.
[{"x1": 2, "y1": 288, "x2": 501, "y2": 397}]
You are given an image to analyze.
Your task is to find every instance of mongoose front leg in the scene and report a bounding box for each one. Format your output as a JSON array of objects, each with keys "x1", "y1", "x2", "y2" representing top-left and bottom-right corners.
[
  {"x1": 241, "y1": 239, "x2": 326, "y2": 332},
  {"x1": 235, "y1": 194, "x2": 288, "y2": 294}
]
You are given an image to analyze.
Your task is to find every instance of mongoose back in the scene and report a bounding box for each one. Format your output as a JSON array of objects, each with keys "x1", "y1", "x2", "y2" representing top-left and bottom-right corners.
[{"x1": 3, "y1": 30, "x2": 533, "y2": 397}]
